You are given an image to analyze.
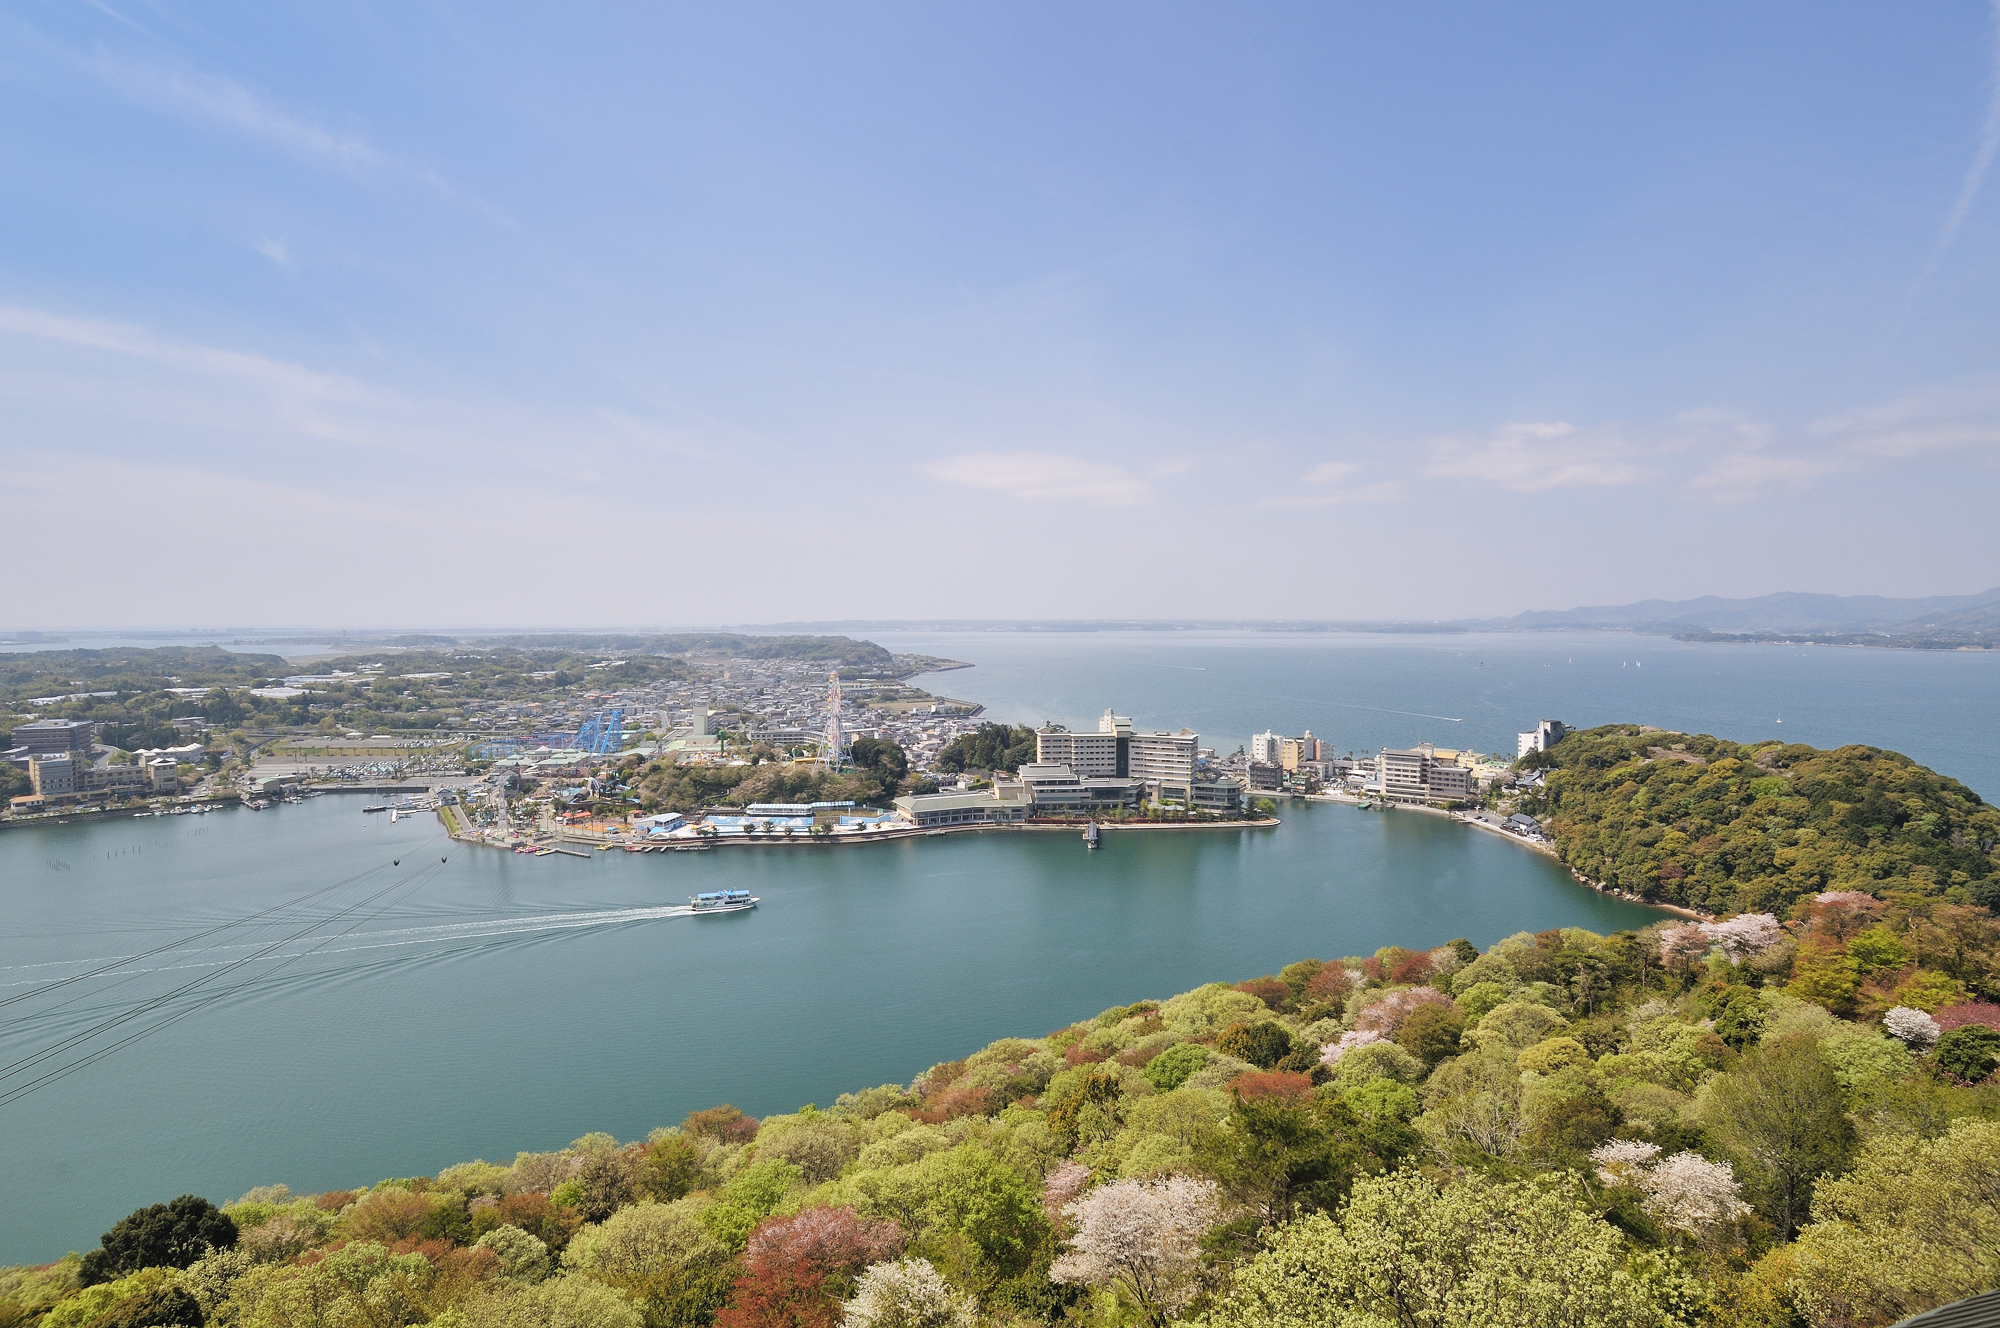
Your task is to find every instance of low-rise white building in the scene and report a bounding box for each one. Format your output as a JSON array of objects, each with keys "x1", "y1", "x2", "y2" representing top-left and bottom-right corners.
[{"x1": 1517, "y1": 719, "x2": 1568, "y2": 759}]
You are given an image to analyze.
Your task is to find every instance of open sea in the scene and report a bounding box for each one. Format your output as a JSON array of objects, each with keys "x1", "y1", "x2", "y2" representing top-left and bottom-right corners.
[{"x1": 1, "y1": 630, "x2": 1993, "y2": 1262}]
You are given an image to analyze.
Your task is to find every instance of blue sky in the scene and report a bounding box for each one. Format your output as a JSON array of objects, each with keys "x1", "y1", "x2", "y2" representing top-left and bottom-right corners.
[{"x1": 4, "y1": 2, "x2": 1999, "y2": 628}]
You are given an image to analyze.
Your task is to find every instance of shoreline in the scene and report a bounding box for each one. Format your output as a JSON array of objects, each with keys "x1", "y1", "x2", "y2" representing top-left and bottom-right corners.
[
  {"x1": 447, "y1": 814, "x2": 1283, "y2": 853},
  {"x1": 1310, "y1": 790, "x2": 1702, "y2": 920}
]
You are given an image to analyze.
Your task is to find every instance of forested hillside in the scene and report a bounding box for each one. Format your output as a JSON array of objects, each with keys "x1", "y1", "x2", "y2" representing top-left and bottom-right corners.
[
  {"x1": 10, "y1": 891, "x2": 2000, "y2": 1328},
  {"x1": 1518, "y1": 726, "x2": 2000, "y2": 916}
]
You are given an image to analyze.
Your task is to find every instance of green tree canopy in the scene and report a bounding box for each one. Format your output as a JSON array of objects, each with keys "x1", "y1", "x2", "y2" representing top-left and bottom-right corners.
[
  {"x1": 1214, "y1": 1169, "x2": 1692, "y2": 1328},
  {"x1": 81, "y1": 1196, "x2": 237, "y2": 1286}
]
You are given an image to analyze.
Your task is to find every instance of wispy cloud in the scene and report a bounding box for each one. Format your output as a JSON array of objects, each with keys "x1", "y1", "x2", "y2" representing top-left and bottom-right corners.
[
  {"x1": 83, "y1": 53, "x2": 499, "y2": 217},
  {"x1": 1808, "y1": 380, "x2": 2000, "y2": 458},
  {"x1": 254, "y1": 238, "x2": 291, "y2": 266},
  {"x1": 1684, "y1": 385, "x2": 2000, "y2": 498},
  {"x1": 1687, "y1": 452, "x2": 1852, "y2": 502},
  {"x1": 0, "y1": 303, "x2": 362, "y2": 403},
  {"x1": 1429, "y1": 421, "x2": 1653, "y2": 491},
  {"x1": 1896, "y1": 0, "x2": 2000, "y2": 326},
  {"x1": 1258, "y1": 460, "x2": 1402, "y2": 506},
  {"x1": 923, "y1": 452, "x2": 1155, "y2": 506}
]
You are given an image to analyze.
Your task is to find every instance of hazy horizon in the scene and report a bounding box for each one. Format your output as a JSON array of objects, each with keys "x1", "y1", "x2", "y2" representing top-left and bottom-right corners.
[{"x1": 5, "y1": 4, "x2": 2000, "y2": 626}]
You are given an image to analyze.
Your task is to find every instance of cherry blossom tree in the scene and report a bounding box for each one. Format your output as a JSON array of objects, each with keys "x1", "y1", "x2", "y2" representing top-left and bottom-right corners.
[
  {"x1": 1705, "y1": 913, "x2": 1783, "y2": 961},
  {"x1": 841, "y1": 1258, "x2": 976, "y2": 1328},
  {"x1": 1640, "y1": 1152, "x2": 1752, "y2": 1237},
  {"x1": 1809, "y1": 891, "x2": 1885, "y2": 940},
  {"x1": 1884, "y1": 1006, "x2": 1942, "y2": 1049},
  {"x1": 1588, "y1": 1139, "x2": 1662, "y2": 1186},
  {"x1": 722, "y1": 1207, "x2": 903, "y2": 1328},
  {"x1": 1040, "y1": 1162, "x2": 1091, "y2": 1236},
  {"x1": 1354, "y1": 987, "x2": 1453, "y2": 1037},
  {"x1": 1317, "y1": 1029, "x2": 1385, "y2": 1067},
  {"x1": 1658, "y1": 923, "x2": 1712, "y2": 975},
  {"x1": 1050, "y1": 1176, "x2": 1221, "y2": 1328},
  {"x1": 1589, "y1": 1141, "x2": 1749, "y2": 1239}
]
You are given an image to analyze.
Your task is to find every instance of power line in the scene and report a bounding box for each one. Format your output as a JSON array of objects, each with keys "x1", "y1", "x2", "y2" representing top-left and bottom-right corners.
[
  {"x1": 0, "y1": 860, "x2": 450, "y2": 1109},
  {"x1": 0, "y1": 859, "x2": 440, "y2": 1091}
]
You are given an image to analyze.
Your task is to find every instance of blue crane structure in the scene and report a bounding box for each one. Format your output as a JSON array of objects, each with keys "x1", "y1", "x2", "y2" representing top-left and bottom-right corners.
[{"x1": 472, "y1": 706, "x2": 625, "y2": 760}]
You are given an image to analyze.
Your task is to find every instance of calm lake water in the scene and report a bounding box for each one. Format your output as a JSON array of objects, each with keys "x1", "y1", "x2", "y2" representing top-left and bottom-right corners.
[{"x1": 3, "y1": 630, "x2": 1994, "y2": 1261}]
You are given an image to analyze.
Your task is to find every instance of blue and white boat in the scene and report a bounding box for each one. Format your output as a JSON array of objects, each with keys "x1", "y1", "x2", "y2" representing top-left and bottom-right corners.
[{"x1": 689, "y1": 889, "x2": 758, "y2": 914}]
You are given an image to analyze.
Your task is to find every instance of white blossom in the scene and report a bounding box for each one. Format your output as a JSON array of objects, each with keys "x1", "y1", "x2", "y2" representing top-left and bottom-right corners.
[
  {"x1": 1639, "y1": 1152, "x2": 1752, "y2": 1236},
  {"x1": 1589, "y1": 1139, "x2": 1662, "y2": 1186},
  {"x1": 1588, "y1": 1141, "x2": 1748, "y2": 1237},
  {"x1": 1318, "y1": 1029, "x2": 1386, "y2": 1067},
  {"x1": 1883, "y1": 1006, "x2": 1942, "y2": 1049},
  {"x1": 1705, "y1": 913, "x2": 1783, "y2": 960},
  {"x1": 843, "y1": 1257, "x2": 977, "y2": 1328},
  {"x1": 1050, "y1": 1176, "x2": 1220, "y2": 1327}
]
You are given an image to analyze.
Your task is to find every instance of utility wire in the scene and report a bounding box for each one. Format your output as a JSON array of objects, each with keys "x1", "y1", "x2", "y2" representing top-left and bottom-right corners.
[
  {"x1": 0, "y1": 861, "x2": 398, "y2": 1015},
  {"x1": 0, "y1": 860, "x2": 450, "y2": 1109},
  {"x1": 0, "y1": 859, "x2": 438, "y2": 1087}
]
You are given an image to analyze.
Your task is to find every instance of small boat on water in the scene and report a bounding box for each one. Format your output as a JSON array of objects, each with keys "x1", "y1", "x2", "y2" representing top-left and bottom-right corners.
[
  {"x1": 689, "y1": 889, "x2": 757, "y2": 914},
  {"x1": 1084, "y1": 822, "x2": 1101, "y2": 849},
  {"x1": 363, "y1": 805, "x2": 389, "y2": 813}
]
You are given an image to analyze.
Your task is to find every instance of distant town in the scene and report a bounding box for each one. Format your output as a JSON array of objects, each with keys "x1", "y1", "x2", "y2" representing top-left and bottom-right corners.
[{"x1": 4, "y1": 638, "x2": 1571, "y2": 861}]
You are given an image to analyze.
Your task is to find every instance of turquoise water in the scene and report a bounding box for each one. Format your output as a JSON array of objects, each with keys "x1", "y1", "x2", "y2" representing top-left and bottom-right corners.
[
  {"x1": 5, "y1": 629, "x2": 1994, "y2": 1262},
  {"x1": 1, "y1": 794, "x2": 1647, "y2": 1262}
]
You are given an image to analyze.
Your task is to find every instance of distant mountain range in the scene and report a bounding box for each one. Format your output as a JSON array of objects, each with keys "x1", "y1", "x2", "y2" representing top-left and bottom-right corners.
[{"x1": 1490, "y1": 587, "x2": 2000, "y2": 641}]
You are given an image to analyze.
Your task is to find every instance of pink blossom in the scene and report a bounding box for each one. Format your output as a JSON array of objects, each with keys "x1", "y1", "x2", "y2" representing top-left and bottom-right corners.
[
  {"x1": 1353, "y1": 987, "x2": 1453, "y2": 1037},
  {"x1": 1041, "y1": 1161, "x2": 1092, "y2": 1234},
  {"x1": 1935, "y1": 1002, "x2": 2000, "y2": 1033},
  {"x1": 1705, "y1": 914, "x2": 1783, "y2": 961},
  {"x1": 1318, "y1": 1029, "x2": 1386, "y2": 1067},
  {"x1": 1658, "y1": 924, "x2": 1711, "y2": 965}
]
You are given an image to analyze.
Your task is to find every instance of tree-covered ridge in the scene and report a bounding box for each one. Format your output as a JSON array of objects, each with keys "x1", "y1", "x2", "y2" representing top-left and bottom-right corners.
[
  {"x1": 14, "y1": 897, "x2": 2000, "y2": 1328},
  {"x1": 631, "y1": 738, "x2": 922, "y2": 813},
  {"x1": 475, "y1": 635, "x2": 897, "y2": 672},
  {"x1": 1519, "y1": 726, "x2": 2000, "y2": 916}
]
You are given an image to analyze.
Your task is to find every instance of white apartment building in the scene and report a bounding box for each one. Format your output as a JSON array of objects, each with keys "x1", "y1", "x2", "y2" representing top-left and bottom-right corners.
[
  {"x1": 1035, "y1": 708, "x2": 1201, "y2": 805},
  {"x1": 1035, "y1": 728, "x2": 1122, "y2": 779},
  {"x1": 1131, "y1": 730, "x2": 1199, "y2": 804},
  {"x1": 1376, "y1": 747, "x2": 1476, "y2": 805},
  {"x1": 1251, "y1": 730, "x2": 1282, "y2": 764},
  {"x1": 1516, "y1": 719, "x2": 1569, "y2": 759}
]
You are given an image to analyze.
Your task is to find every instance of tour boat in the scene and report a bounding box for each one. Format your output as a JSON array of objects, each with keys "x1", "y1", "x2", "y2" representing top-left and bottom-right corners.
[
  {"x1": 1084, "y1": 822, "x2": 1101, "y2": 849},
  {"x1": 689, "y1": 889, "x2": 758, "y2": 914}
]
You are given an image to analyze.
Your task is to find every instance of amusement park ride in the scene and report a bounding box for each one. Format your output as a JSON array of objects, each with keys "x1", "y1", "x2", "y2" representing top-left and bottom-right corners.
[
  {"x1": 819, "y1": 671, "x2": 850, "y2": 768},
  {"x1": 470, "y1": 672, "x2": 852, "y2": 766},
  {"x1": 472, "y1": 706, "x2": 625, "y2": 760}
]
